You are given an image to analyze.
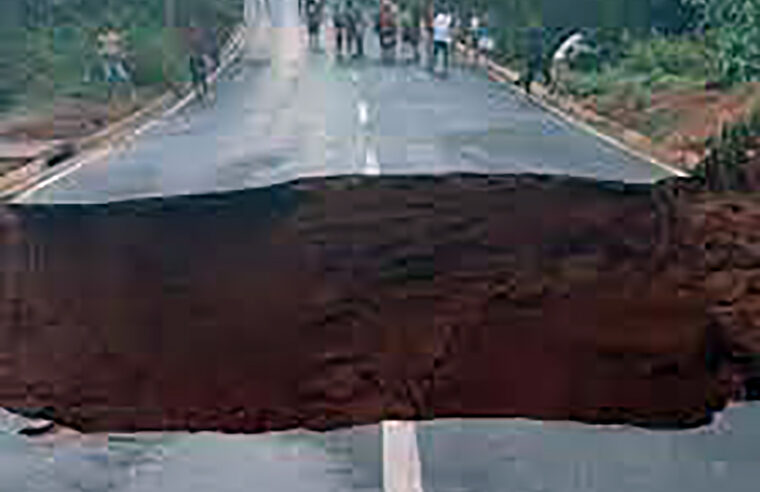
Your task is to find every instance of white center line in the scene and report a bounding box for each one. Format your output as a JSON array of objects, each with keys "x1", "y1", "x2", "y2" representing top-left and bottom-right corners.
[
  {"x1": 10, "y1": 26, "x2": 248, "y2": 203},
  {"x1": 358, "y1": 101, "x2": 369, "y2": 126},
  {"x1": 11, "y1": 146, "x2": 112, "y2": 203},
  {"x1": 364, "y1": 147, "x2": 380, "y2": 175},
  {"x1": 382, "y1": 420, "x2": 424, "y2": 492}
]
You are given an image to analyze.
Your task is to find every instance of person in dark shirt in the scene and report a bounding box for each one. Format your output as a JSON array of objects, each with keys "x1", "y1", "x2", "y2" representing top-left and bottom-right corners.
[
  {"x1": 523, "y1": 26, "x2": 543, "y2": 95},
  {"x1": 345, "y1": 0, "x2": 364, "y2": 58},
  {"x1": 307, "y1": 0, "x2": 324, "y2": 50},
  {"x1": 333, "y1": 2, "x2": 347, "y2": 57}
]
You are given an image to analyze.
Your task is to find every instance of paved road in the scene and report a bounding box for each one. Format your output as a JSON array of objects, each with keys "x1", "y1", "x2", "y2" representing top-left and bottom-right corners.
[
  {"x1": 16, "y1": 0, "x2": 668, "y2": 205},
  {"x1": 4, "y1": 405, "x2": 760, "y2": 492},
  {"x1": 10, "y1": 2, "x2": 754, "y2": 491}
]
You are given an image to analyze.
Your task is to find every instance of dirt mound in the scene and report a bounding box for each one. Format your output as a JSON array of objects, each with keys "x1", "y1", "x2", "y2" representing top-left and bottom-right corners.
[
  {"x1": 0, "y1": 97, "x2": 141, "y2": 141},
  {"x1": 0, "y1": 173, "x2": 757, "y2": 433}
]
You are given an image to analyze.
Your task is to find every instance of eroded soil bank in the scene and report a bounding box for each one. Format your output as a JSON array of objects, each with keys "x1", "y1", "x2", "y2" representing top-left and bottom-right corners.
[{"x1": 1, "y1": 173, "x2": 759, "y2": 433}]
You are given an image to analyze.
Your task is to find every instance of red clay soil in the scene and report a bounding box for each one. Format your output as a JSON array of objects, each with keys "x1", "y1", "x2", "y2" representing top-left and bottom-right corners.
[
  {"x1": 0, "y1": 173, "x2": 758, "y2": 434},
  {"x1": 581, "y1": 83, "x2": 760, "y2": 168}
]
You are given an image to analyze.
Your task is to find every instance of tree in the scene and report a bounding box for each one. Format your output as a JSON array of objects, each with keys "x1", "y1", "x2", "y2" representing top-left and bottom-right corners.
[{"x1": 687, "y1": 0, "x2": 760, "y2": 85}]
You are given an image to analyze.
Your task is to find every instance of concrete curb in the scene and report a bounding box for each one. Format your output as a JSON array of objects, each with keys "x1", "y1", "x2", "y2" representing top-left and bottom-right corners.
[
  {"x1": 457, "y1": 43, "x2": 689, "y2": 178},
  {"x1": 1, "y1": 25, "x2": 249, "y2": 201}
]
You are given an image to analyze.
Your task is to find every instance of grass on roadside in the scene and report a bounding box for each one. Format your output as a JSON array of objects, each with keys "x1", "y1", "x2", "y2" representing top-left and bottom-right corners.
[
  {"x1": 0, "y1": 0, "x2": 243, "y2": 120},
  {"x1": 563, "y1": 35, "x2": 713, "y2": 99},
  {"x1": 693, "y1": 107, "x2": 760, "y2": 191}
]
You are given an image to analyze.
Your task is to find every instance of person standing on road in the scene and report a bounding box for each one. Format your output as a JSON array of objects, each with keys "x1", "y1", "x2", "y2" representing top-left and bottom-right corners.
[
  {"x1": 346, "y1": 0, "x2": 364, "y2": 59},
  {"x1": 432, "y1": 11, "x2": 451, "y2": 74},
  {"x1": 469, "y1": 14, "x2": 480, "y2": 53},
  {"x1": 377, "y1": 0, "x2": 399, "y2": 64},
  {"x1": 423, "y1": 2, "x2": 434, "y2": 66},
  {"x1": 476, "y1": 17, "x2": 492, "y2": 65},
  {"x1": 400, "y1": 3, "x2": 421, "y2": 63},
  {"x1": 523, "y1": 26, "x2": 543, "y2": 95},
  {"x1": 97, "y1": 28, "x2": 136, "y2": 103},
  {"x1": 333, "y1": 1, "x2": 347, "y2": 58},
  {"x1": 307, "y1": 0, "x2": 324, "y2": 50},
  {"x1": 185, "y1": 24, "x2": 210, "y2": 103}
]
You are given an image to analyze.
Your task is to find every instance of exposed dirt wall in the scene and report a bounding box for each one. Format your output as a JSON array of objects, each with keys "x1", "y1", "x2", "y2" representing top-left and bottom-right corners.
[{"x1": 0, "y1": 173, "x2": 758, "y2": 433}]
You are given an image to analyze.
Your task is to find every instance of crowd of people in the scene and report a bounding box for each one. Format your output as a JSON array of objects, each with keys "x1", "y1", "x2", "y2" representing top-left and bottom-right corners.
[
  {"x1": 294, "y1": 1, "x2": 506, "y2": 82},
  {"x1": 87, "y1": 24, "x2": 221, "y2": 105},
  {"x1": 333, "y1": 0, "x2": 366, "y2": 59}
]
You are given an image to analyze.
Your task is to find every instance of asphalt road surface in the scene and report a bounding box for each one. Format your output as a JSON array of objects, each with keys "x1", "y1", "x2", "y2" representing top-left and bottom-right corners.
[
  {"x1": 7, "y1": 1, "x2": 759, "y2": 491},
  {"x1": 3, "y1": 406, "x2": 760, "y2": 492},
  {"x1": 15, "y1": 0, "x2": 668, "y2": 205}
]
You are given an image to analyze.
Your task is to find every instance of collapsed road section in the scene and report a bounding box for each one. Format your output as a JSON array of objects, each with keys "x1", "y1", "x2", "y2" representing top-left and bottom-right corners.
[{"x1": 0, "y1": 173, "x2": 758, "y2": 433}]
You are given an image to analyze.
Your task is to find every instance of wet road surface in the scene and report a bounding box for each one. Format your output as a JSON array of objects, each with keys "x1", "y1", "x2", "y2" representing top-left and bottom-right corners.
[{"x1": 16, "y1": 0, "x2": 667, "y2": 205}]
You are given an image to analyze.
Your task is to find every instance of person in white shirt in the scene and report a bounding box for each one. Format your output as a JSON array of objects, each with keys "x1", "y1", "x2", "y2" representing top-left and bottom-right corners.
[
  {"x1": 469, "y1": 15, "x2": 480, "y2": 51},
  {"x1": 550, "y1": 32, "x2": 587, "y2": 94},
  {"x1": 432, "y1": 12, "x2": 451, "y2": 73}
]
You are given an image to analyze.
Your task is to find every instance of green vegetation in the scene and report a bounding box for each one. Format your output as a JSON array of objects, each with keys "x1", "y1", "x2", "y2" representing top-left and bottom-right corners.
[
  {"x1": 446, "y1": 0, "x2": 760, "y2": 92},
  {"x1": 689, "y1": 0, "x2": 760, "y2": 85},
  {"x1": 693, "y1": 109, "x2": 760, "y2": 191},
  {"x1": 439, "y1": 0, "x2": 760, "y2": 169},
  {"x1": 562, "y1": 34, "x2": 711, "y2": 99},
  {"x1": 0, "y1": 0, "x2": 244, "y2": 113}
]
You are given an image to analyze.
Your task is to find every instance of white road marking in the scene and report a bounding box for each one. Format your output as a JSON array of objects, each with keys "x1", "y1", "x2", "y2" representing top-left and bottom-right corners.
[
  {"x1": 11, "y1": 146, "x2": 112, "y2": 202},
  {"x1": 10, "y1": 25, "x2": 248, "y2": 203},
  {"x1": 526, "y1": 90, "x2": 689, "y2": 177},
  {"x1": 134, "y1": 117, "x2": 162, "y2": 136},
  {"x1": 358, "y1": 101, "x2": 369, "y2": 126},
  {"x1": 364, "y1": 147, "x2": 380, "y2": 175},
  {"x1": 382, "y1": 421, "x2": 424, "y2": 492}
]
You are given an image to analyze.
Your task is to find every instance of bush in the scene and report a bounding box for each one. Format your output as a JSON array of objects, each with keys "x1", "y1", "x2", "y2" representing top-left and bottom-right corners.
[
  {"x1": 570, "y1": 50, "x2": 601, "y2": 73},
  {"x1": 621, "y1": 35, "x2": 711, "y2": 80},
  {"x1": 128, "y1": 27, "x2": 183, "y2": 86},
  {"x1": 693, "y1": 110, "x2": 760, "y2": 191},
  {"x1": 562, "y1": 31, "x2": 714, "y2": 99},
  {"x1": 0, "y1": 0, "x2": 244, "y2": 115},
  {"x1": 563, "y1": 65, "x2": 650, "y2": 98}
]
